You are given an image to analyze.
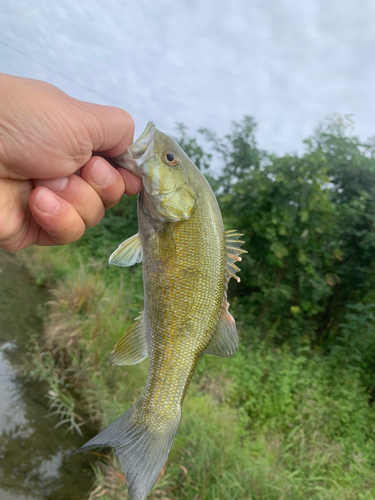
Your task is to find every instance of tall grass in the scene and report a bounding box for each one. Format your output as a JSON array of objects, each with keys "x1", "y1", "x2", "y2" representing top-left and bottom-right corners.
[{"x1": 20, "y1": 245, "x2": 375, "y2": 500}]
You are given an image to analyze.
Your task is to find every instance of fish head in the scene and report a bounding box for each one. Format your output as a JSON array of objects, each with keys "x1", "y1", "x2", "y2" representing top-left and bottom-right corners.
[{"x1": 116, "y1": 122, "x2": 197, "y2": 222}]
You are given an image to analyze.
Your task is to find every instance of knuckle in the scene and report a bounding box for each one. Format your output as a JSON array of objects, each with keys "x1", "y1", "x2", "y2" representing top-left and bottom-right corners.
[
  {"x1": 102, "y1": 187, "x2": 123, "y2": 209},
  {"x1": 85, "y1": 205, "x2": 104, "y2": 228},
  {"x1": 56, "y1": 221, "x2": 85, "y2": 245},
  {"x1": 83, "y1": 190, "x2": 105, "y2": 228},
  {"x1": 44, "y1": 208, "x2": 84, "y2": 245}
]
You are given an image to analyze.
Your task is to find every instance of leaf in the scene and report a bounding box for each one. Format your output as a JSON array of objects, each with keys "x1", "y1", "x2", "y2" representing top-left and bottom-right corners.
[
  {"x1": 270, "y1": 242, "x2": 289, "y2": 259},
  {"x1": 300, "y1": 210, "x2": 309, "y2": 222},
  {"x1": 290, "y1": 306, "x2": 301, "y2": 315},
  {"x1": 333, "y1": 249, "x2": 344, "y2": 261}
]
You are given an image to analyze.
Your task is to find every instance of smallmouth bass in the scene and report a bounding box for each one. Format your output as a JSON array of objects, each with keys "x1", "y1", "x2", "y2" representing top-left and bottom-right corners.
[{"x1": 77, "y1": 122, "x2": 246, "y2": 500}]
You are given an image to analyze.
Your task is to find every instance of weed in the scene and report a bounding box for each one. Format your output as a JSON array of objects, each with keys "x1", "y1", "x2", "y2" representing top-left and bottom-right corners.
[{"x1": 22, "y1": 245, "x2": 375, "y2": 500}]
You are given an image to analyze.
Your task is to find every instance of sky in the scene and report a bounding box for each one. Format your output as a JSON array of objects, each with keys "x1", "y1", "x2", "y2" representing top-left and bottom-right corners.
[{"x1": 0, "y1": 0, "x2": 374, "y2": 155}]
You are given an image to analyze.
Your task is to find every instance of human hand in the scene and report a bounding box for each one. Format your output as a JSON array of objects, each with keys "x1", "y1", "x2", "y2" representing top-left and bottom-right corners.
[{"x1": 0, "y1": 73, "x2": 142, "y2": 252}]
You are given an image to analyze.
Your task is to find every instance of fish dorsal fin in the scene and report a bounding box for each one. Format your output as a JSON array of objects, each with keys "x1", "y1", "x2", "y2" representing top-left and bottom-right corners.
[
  {"x1": 202, "y1": 229, "x2": 246, "y2": 358},
  {"x1": 109, "y1": 233, "x2": 142, "y2": 267},
  {"x1": 202, "y1": 302, "x2": 239, "y2": 358},
  {"x1": 110, "y1": 312, "x2": 148, "y2": 365},
  {"x1": 225, "y1": 230, "x2": 247, "y2": 283}
]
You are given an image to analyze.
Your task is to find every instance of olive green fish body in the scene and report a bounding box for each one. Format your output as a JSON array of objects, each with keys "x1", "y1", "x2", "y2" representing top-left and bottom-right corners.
[
  {"x1": 77, "y1": 122, "x2": 246, "y2": 500},
  {"x1": 139, "y1": 176, "x2": 225, "y2": 424}
]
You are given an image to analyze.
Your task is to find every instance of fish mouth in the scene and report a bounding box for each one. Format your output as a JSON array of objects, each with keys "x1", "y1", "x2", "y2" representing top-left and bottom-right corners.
[
  {"x1": 128, "y1": 121, "x2": 156, "y2": 159},
  {"x1": 111, "y1": 121, "x2": 156, "y2": 177}
]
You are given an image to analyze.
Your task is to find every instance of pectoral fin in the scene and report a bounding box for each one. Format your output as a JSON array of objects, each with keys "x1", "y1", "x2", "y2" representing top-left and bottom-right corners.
[
  {"x1": 110, "y1": 312, "x2": 148, "y2": 365},
  {"x1": 202, "y1": 303, "x2": 239, "y2": 358},
  {"x1": 109, "y1": 233, "x2": 142, "y2": 267}
]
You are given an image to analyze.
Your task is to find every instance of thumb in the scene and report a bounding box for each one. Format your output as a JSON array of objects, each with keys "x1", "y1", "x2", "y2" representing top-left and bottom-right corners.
[{"x1": 74, "y1": 100, "x2": 135, "y2": 157}]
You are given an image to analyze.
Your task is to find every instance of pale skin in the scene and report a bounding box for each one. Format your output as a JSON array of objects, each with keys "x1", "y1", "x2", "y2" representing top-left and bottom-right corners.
[{"x1": 0, "y1": 73, "x2": 142, "y2": 253}]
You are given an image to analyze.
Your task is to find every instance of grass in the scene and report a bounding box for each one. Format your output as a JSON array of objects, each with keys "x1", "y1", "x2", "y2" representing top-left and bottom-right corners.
[{"x1": 19, "y1": 244, "x2": 375, "y2": 500}]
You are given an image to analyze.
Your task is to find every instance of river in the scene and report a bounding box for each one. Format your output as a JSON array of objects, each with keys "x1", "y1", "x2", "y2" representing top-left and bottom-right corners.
[{"x1": 0, "y1": 250, "x2": 95, "y2": 500}]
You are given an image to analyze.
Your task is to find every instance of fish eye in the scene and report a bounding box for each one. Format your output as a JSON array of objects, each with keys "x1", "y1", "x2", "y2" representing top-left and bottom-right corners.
[{"x1": 163, "y1": 150, "x2": 179, "y2": 166}]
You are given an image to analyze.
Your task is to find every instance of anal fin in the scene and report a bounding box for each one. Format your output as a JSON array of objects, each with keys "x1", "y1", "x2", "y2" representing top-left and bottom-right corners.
[
  {"x1": 110, "y1": 312, "x2": 148, "y2": 366},
  {"x1": 202, "y1": 302, "x2": 239, "y2": 358}
]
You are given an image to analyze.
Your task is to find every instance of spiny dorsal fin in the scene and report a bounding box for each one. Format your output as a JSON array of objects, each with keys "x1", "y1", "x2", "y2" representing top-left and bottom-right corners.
[
  {"x1": 225, "y1": 230, "x2": 247, "y2": 283},
  {"x1": 110, "y1": 312, "x2": 148, "y2": 366},
  {"x1": 200, "y1": 229, "x2": 246, "y2": 358},
  {"x1": 202, "y1": 301, "x2": 238, "y2": 358},
  {"x1": 109, "y1": 233, "x2": 142, "y2": 267}
]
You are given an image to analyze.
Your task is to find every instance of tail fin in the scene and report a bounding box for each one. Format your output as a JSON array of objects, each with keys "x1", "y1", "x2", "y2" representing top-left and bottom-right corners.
[{"x1": 75, "y1": 405, "x2": 181, "y2": 500}]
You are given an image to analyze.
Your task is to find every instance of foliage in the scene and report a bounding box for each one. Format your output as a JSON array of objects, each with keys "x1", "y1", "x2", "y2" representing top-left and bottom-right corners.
[
  {"x1": 22, "y1": 244, "x2": 375, "y2": 500},
  {"x1": 304, "y1": 115, "x2": 375, "y2": 340},
  {"x1": 331, "y1": 303, "x2": 375, "y2": 398}
]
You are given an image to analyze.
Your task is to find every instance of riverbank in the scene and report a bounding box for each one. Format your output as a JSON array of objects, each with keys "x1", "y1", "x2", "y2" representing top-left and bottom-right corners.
[
  {"x1": 20, "y1": 244, "x2": 375, "y2": 500},
  {"x1": 0, "y1": 250, "x2": 96, "y2": 500}
]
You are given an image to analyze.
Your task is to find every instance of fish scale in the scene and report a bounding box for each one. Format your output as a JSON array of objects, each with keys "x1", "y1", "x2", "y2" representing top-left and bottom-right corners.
[
  {"x1": 140, "y1": 195, "x2": 225, "y2": 420},
  {"x1": 76, "y1": 122, "x2": 246, "y2": 500}
]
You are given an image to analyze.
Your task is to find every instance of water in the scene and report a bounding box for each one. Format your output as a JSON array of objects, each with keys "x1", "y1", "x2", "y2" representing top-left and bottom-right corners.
[{"x1": 0, "y1": 250, "x2": 95, "y2": 500}]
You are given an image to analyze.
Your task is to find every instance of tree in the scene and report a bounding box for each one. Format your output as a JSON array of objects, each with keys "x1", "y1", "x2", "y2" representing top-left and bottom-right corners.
[{"x1": 196, "y1": 115, "x2": 375, "y2": 345}]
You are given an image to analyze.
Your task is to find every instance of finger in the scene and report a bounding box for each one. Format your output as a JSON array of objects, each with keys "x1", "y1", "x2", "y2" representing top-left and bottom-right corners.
[
  {"x1": 79, "y1": 157, "x2": 126, "y2": 209},
  {"x1": 74, "y1": 100, "x2": 135, "y2": 157},
  {"x1": 35, "y1": 174, "x2": 105, "y2": 228},
  {"x1": 29, "y1": 187, "x2": 86, "y2": 245},
  {"x1": 117, "y1": 167, "x2": 143, "y2": 196},
  {"x1": 0, "y1": 178, "x2": 32, "y2": 252},
  {"x1": 14, "y1": 214, "x2": 60, "y2": 249}
]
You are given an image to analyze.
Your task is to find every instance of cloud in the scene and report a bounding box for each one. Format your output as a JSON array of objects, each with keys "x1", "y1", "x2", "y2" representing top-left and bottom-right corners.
[{"x1": 0, "y1": 0, "x2": 374, "y2": 154}]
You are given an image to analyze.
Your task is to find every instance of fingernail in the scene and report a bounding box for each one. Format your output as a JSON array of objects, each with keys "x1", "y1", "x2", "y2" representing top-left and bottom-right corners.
[
  {"x1": 92, "y1": 159, "x2": 113, "y2": 187},
  {"x1": 38, "y1": 177, "x2": 69, "y2": 191},
  {"x1": 35, "y1": 188, "x2": 61, "y2": 214}
]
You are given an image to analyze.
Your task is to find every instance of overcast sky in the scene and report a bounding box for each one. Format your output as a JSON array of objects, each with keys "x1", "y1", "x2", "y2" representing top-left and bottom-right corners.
[{"x1": 0, "y1": 0, "x2": 374, "y2": 155}]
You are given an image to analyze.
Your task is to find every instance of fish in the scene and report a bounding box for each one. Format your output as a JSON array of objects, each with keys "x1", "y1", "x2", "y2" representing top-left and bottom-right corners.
[{"x1": 76, "y1": 122, "x2": 246, "y2": 500}]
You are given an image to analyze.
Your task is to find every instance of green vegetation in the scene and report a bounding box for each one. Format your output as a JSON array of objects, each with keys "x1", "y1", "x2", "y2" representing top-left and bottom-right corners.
[{"x1": 21, "y1": 114, "x2": 375, "y2": 499}]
